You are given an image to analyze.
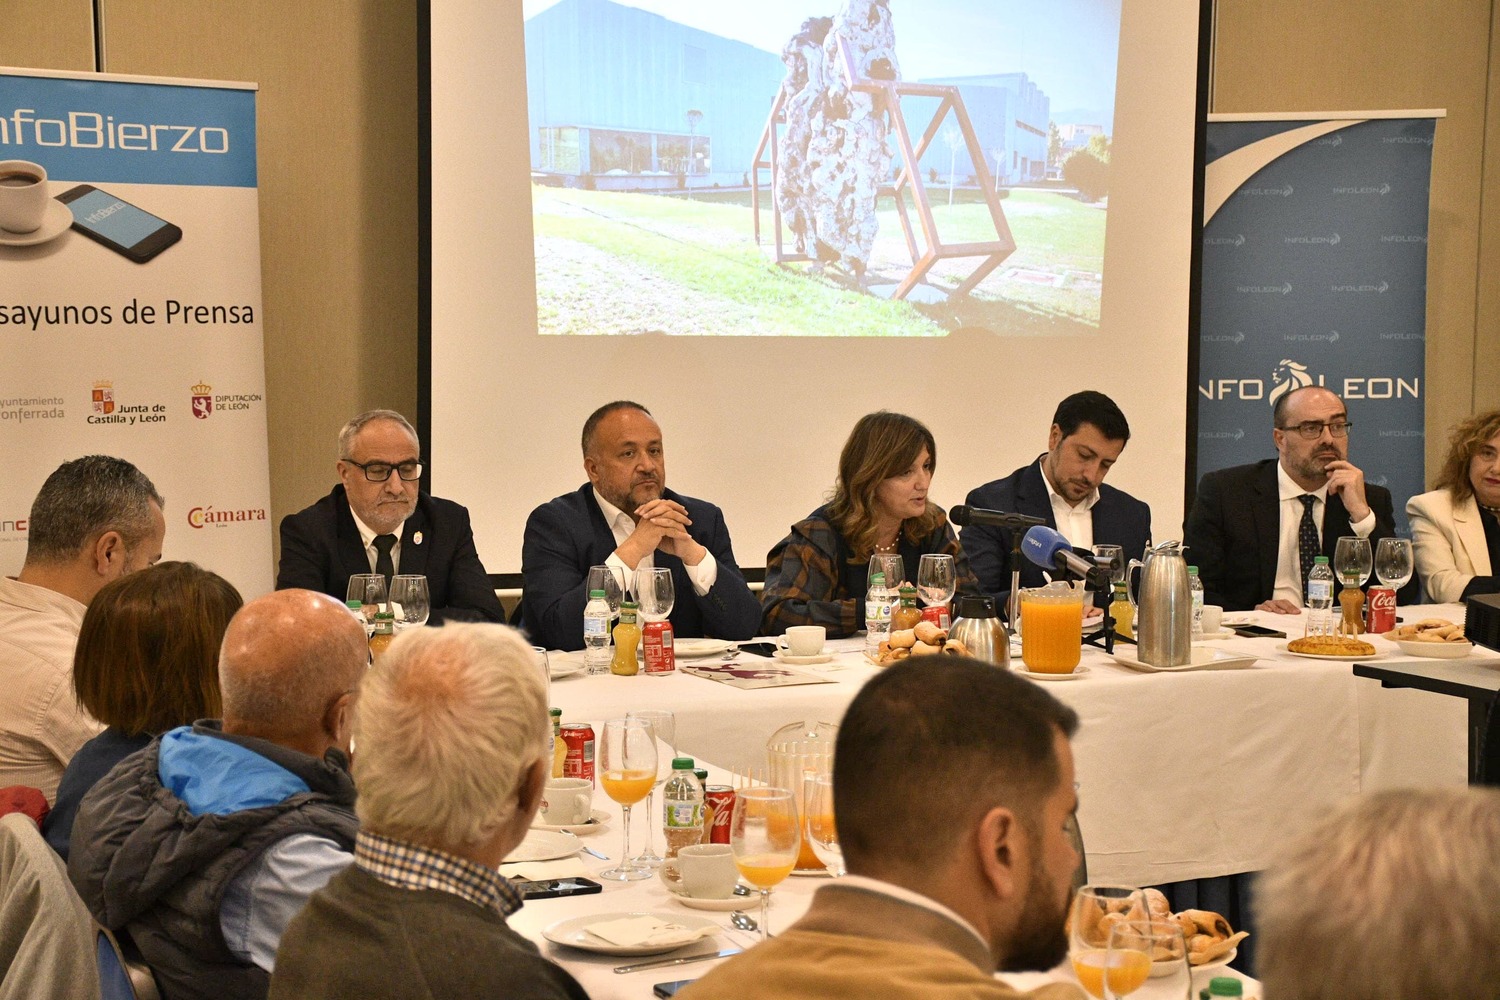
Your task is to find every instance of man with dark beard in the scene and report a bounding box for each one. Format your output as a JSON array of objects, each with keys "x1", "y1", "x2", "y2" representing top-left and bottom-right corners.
[{"x1": 678, "y1": 657, "x2": 1084, "y2": 1000}]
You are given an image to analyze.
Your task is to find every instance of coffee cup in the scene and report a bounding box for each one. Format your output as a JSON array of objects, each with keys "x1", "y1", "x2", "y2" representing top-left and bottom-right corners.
[
  {"x1": 0, "y1": 160, "x2": 49, "y2": 235},
  {"x1": 1201, "y1": 605, "x2": 1223, "y2": 635},
  {"x1": 676, "y1": 843, "x2": 739, "y2": 899},
  {"x1": 539, "y1": 777, "x2": 592, "y2": 826},
  {"x1": 778, "y1": 625, "x2": 825, "y2": 657}
]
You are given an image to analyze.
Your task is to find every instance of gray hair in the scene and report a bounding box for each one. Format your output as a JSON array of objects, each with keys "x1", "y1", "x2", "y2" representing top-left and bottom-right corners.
[
  {"x1": 25, "y1": 455, "x2": 163, "y2": 565},
  {"x1": 338, "y1": 409, "x2": 419, "y2": 460},
  {"x1": 1257, "y1": 787, "x2": 1500, "y2": 1000},
  {"x1": 352, "y1": 623, "x2": 547, "y2": 853}
]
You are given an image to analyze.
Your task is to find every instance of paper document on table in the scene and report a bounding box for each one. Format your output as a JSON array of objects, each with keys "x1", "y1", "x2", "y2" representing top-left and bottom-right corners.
[{"x1": 680, "y1": 662, "x2": 838, "y2": 689}]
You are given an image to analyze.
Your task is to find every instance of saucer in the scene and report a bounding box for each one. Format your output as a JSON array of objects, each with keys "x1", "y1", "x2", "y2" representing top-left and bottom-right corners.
[
  {"x1": 532, "y1": 809, "x2": 609, "y2": 835},
  {"x1": 0, "y1": 199, "x2": 72, "y2": 247},
  {"x1": 666, "y1": 886, "x2": 757, "y2": 911},
  {"x1": 1014, "y1": 665, "x2": 1090, "y2": 682},
  {"x1": 772, "y1": 650, "x2": 833, "y2": 665}
]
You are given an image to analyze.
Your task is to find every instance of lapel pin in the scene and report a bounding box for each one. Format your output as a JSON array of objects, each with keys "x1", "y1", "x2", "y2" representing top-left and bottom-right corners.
[{"x1": 413, "y1": 531, "x2": 423, "y2": 546}]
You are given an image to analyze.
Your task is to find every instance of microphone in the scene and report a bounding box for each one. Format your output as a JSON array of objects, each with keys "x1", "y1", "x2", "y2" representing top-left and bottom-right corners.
[
  {"x1": 1021, "y1": 525, "x2": 1112, "y2": 589},
  {"x1": 949, "y1": 505, "x2": 1048, "y2": 530}
]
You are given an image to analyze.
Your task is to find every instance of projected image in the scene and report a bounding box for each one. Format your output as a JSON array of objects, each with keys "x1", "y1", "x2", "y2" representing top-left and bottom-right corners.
[{"x1": 523, "y1": 0, "x2": 1120, "y2": 336}]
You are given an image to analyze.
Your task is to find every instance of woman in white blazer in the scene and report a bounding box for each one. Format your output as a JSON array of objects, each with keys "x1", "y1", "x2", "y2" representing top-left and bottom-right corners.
[{"x1": 1407, "y1": 409, "x2": 1500, "y2": 602}]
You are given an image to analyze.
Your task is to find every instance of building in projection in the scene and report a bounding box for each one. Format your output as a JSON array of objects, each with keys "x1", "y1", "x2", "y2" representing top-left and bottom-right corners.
[
  {"x1": 914, "y1": 72, "x2": 1051, "y2": 187},
  {"x1": 524, "y1": 0, "x2": 785, "y2": 190}
]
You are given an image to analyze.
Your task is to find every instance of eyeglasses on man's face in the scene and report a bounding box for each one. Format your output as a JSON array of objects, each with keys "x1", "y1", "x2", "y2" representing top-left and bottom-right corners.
[
  {"x1": 1278, "y1": 420, "x2": 1351, "y2": 440},
  {"x1": 344, "y1": 459, "x2": 423, "y2": 482}
]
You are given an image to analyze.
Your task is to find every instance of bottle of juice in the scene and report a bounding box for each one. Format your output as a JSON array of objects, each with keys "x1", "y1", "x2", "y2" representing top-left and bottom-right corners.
[
  {"x1": 891, "y1": 585, "x2": 923, "y2": 632},
  {"x1": 368, "y1": 611, "x2": 396, "y2": 660},
  {"x1": 550, "y1": 708, "x2": 565, "y2": 778},
  {"x1": 611, "y1": 601, "x2": 641, "y2": 675},
  {"x1": 1109, "y1": 582, "x2": 1134, "y2": 640}
]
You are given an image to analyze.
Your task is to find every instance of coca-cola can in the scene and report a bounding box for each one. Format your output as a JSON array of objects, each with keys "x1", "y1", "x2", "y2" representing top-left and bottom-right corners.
[
  {"x1": 561, "y1": 723, "x2": 595, "y2": 784},
  {"x1": 704, "y1": 785, "x2": 735, "y2": 844},
  {"x1": 920, "y1": 605, "x2": 951, "y2": 630},
  {"x1": 643, "y1": 620, "x2": 676, "y2": 674},
  {"x1": 1367, "y1": 587, "x2": 1397, "y2": 634}
]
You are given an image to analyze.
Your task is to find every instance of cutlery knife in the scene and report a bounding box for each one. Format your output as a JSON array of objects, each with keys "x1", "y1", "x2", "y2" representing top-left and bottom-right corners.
[
  {"x1": 579, "y1": 845, "x2": 608, "y2": 860},
  {"x1": 613, "y1": 948, "x2": 742, "y2": 975}
]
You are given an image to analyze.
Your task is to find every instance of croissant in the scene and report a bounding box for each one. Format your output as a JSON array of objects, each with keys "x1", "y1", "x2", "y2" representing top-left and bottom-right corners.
[
  {"x1": 889, "y1": 629, "x2": 916, "y2": 649},
  {"x1": 914, "y1": 620, "x2": 944, "y2": 645},
  {"x1": 911, "y1": 640, "x2": 943, "y2": 656},
  {"x1": 1180, "y1": 909, "x2": 1233, "y2": 938}
]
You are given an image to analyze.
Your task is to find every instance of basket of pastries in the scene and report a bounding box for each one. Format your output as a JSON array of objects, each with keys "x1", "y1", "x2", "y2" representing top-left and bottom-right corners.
[
  {"x1": 1382, "y1": 617, "x2": 1472, "y2": 658},
  {"x1": 870, "y1": 619, "x2": 971, "y2": 666}
]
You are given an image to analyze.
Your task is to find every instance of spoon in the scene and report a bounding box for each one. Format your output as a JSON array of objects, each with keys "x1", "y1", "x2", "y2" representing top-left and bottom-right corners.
[
  {"x1": 729, "y1": 911, "x2": 758, "y2": 933},
  {"x1": 733, "y1": 883, "x2": 752, "y2": 896}
]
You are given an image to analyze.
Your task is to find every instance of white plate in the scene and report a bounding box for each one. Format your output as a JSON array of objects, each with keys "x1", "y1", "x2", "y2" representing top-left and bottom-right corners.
[
  {"x1": 666, "y1": 885, "x2": 758, "y2": 911},
  {"x1": 1276, "y1": 641, "x2": 1382, "y2": 662},
  {"x1": 503, "y1": 829, "x2": 582, "y2": 863},
  {"x1": 0, "y1": 199, "x2": 72, "y2": 247},
  {"x1": 1015, "y1": 665, "x2": 1091, "y2": 681},
  {"x1": 531, "y1": 809, "x2": 610, "y2": 835},
  {"x1": 541, "y1": 911, "x2": 722, "y2": 956},
  {"x1": 1112, "y1": 647, "x2": 1259, "y2": 672},
  {"x1": 1394, "y1": 638, "x2": 1474, "y2": 659},
  {"x1": 772, "y1": 650, "x2": 834, "y2": 665},
  {"x1": 549, "y1": 655, "x2": 587, "y2": 679},
  {"x1": 673, "y1": 639, "x2": 733, "y2": 659},
  {"x1": 1194, "y1": 629, "x2": 1237, "y2": 641}
]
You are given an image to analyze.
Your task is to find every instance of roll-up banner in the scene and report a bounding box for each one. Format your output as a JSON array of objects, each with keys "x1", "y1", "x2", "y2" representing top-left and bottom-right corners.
[
  {"x1": 1195, "y1": 111, "x2": 1442, "y2": 536},
  {"x1": 0, "y1": 67, "x2": 271, "y2": 597}
]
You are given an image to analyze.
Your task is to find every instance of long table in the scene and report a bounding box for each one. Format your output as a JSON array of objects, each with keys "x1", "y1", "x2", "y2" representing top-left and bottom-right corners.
[{"x1": 548, "y1": 605, "x2": 1484, "y2": 887}]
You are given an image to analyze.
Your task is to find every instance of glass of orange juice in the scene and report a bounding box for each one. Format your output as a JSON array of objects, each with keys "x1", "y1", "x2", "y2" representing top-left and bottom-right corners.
[
  {"x1": 597, "y1": 718, "x2": 658, "y2": 881},
  {"x1": 731, "y1": 787, "x2": 799, "y2": 939},
  {"x1": 1104, "y1": 920, "x2": 1188, "y2": 999},
  {"x1": 1069, "y1": 885, "x2": 1149, "y2": 999},
  {"x1": 802, "y1": 772, "x2": 843, "y2": 876},
  {"x1": 1020, "y1": 582, "x2": 1086, "y2": 674}
]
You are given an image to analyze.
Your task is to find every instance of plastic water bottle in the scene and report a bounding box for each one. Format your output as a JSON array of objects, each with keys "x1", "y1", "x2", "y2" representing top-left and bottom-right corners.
[
  {"x1": 583, "y1": 588, "x2": 612, "y2": 675},
  {"x1": 1188, "y1": 565, "x2": 1204, "y2": 639},
  {"x1": 865, "y1": 571, "x2": 892, "y2": 658},
  {"x1": 662, "y1": 757, "x2": 704, "y2": 860},
  {"x1": 1306, "y1": 556, "x2": 1335, "y2": 636}
]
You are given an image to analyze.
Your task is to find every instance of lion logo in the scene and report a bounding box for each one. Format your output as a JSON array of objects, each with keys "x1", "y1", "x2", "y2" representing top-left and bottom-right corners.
[{"x1": 1268, "y1": 360, "x2": 1312, "y2": 407}]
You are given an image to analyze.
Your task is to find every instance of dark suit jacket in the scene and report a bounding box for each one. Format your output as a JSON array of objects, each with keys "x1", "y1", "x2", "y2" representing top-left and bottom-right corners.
[
  {"x1": 519, "y1": 484, "x2": 761, "y2": 651},
  {"x1": 1182, "y1": 459, "x2": 1416, "y2": 611},
  {"x1": 276, "y1": 485, "x2": 505, "y2": 625},
  {"x1": 961, "y1": 460, "x2": 1152, "y2": 609}
]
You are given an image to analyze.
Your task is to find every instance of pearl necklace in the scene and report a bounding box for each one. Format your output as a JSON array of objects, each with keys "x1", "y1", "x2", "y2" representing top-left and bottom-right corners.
[
  {"x1": 1481, "y1": 502, "x2": 1500, "y2": 516},
  {"x1": 874, "y1": 536, "x2": 900, "y2": 553}
]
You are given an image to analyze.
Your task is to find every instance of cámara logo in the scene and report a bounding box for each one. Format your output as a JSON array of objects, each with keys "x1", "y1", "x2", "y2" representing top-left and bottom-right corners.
[
  {"x1": 188, "y1": 505, "x2": 267, "y2": 529},
  {"x1": 192, "y1": 382, "x2": 212, "y2": 420}
]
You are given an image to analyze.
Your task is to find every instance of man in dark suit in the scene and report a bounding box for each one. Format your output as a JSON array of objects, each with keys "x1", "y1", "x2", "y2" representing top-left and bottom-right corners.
[
  {"x1": 520, "y1": 401, "x2": 760, "y2": 651},
  {"x1": 961, "y1": 391, "x2": 1152, "y2": 612},
  {"x1": 276, "y1": 409, "x2": 504, "y2": 625},
  {"x1": 1184, "y1": 386, "x2": 1416, "y2": 612}
]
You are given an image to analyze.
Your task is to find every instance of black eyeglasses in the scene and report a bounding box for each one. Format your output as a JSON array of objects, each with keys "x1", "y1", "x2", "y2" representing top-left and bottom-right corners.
[
  {"x1": 344, "y1": 459, "x2": 423, "y2": 482},
  {"x1": 1278, "y1": 420, "x2": 1352, "y2": 440}
]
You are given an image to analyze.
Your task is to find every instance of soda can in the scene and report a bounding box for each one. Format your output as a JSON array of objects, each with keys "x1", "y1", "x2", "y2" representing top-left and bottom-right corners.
[
  {"x1": 920, "y1": 605, "x2": 950, "y2": 630},
  {"x1": 704, "y1": 785, "x2": 735, "y2": 844},
  {"x1": 644, "y1": 620, "x2": 676, "y2": 674},
  {"x1": 560, "y1": 723, "x2": 595, "y2": 784},
  {"x1": 1367, "y1": 587, "x2": 1397, "y2": 634}
]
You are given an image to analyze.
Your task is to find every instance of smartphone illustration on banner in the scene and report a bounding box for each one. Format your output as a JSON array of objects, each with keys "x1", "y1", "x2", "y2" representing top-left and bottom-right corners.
[{"x1": 55, "y1": 184, "x2": 182, "y2": 263}]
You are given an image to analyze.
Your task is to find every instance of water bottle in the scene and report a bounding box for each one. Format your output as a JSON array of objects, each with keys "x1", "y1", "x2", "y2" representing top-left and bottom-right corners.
[
  {"x1": 1188, "y1": 565, "x2": 1204, "y2": 639},
  {"x1": 865, "y1": 571, "x2": 892, "y2": 658},
  {"x1": 662, "y1": 757, "x2": 704, "y2": 860},
  {"x1": 583, "y1": 588, "x2": 612, "y2": 675},
  {"x1": 1306, "y1": 556, "x2": 1335, "y2": 636}
]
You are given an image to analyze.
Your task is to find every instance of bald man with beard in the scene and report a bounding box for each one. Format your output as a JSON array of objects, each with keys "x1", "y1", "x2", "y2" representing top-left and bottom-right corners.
[{"x1": 69, "y1": 589, "x2": 367, "y2": 1000}]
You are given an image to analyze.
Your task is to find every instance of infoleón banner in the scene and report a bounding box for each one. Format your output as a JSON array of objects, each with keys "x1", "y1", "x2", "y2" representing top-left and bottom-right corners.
[
  {"x1": 1195, "y1": 112, "x2": 1440, "y2": 537},
  {"x1": 0, "y1": 67, "x2": 271, "y2": 597}
]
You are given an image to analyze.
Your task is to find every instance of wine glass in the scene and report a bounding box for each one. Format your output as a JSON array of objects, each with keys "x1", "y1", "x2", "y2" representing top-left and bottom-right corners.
[
  {"x1": 597, "y1": 718, "x2": 657, "y2": 881},
  {"x1": 388, "y1": 575, "x2": 430, "y2": 631},
  {"x1": 1375, "y1": 537, "x2": 1414, "y2": 591},
  {"x1": 531, "y1": 645, "x2": 550, "y2": 705},
  {"x1": 868, "y1": 553, "x2": 904, "y2": 592},
  {"x1": 731, "y1": 786, "x2": 800, "y2": 939},
  {"x1": 626, "y1": 708, "x2": 676, "y2": 868},
  {"x1": 345, "y1": 574, "x2": 387, "y2": 636},
  {"x1": 1092, "y1": 544, "x2": 1126, "y2": 586},
  {"x1": 917, "y1": 554, "x2": 957, "y2": 621},
  {"x1": 587, "y1": 565, "x2": 624, "y2": 619},
  {"x1": 1103, "y1": 919, "x2": 1190, "y2": 1000},
  {"x1": 634, "y1": 566, "x2": 676, "y2": 623},
  {"x1": 1069, "y1": 885, "x2": 1150, "y2": 1000},
  {"x1": 1333, "y1": 536, "x2": 1373, "y2": 588},
  {"x1": 802, "y1": 772, "x2": 843, "y2": 877}
]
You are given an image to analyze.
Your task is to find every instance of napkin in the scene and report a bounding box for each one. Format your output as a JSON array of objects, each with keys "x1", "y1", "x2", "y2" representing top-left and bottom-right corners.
[
  {"x1": 584, "y1": 915, "x2": 717, "y2": 948},
  {"x1": 499, "y1": 859, "x2": 590, "y2": 881}
]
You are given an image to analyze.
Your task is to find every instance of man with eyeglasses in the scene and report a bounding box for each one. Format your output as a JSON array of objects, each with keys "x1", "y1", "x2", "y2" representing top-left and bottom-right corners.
[
  {"x1": 276, "y1": 409, "x2": 504, "y2": 624},
  {"x1": 1185, "y1": 385, "x2": 1415, "y2": 612}
]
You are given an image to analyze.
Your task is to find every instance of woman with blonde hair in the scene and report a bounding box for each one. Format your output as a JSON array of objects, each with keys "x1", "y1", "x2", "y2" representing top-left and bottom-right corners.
[
  {"x1": 761, "y1": 411, "x2": 978, "y2": 637},
  {"x1": 1406, "y1": 409, "x2": 1500, "y2": 602}
]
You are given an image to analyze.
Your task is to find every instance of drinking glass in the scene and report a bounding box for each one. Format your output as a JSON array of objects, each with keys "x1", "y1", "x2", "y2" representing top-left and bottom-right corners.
[
  {"x1": 1333, "y1": 536, "x2": 1373, "y2": 588},
  {"x1": 1375, "y1": 537, "x2": 1414, "y2": 591},
  {"x1": 802, "y1": 772, "x2": 843, "y2": 877},
  {"x1": 868, "y1": 553, "x2": 905, "y2": 592},
  {"x1": 1092, "y1": 545, "x2": 1126, "y2": 586},
  {"x1": 587, "y1": 565, "x2": 624, "y2": 619},
  {"x1": 531, "y1": 645, "x2": 550, "y2": 705},
  {"x1": 345, "y1": 574, "x2": 387, "y2": 636},
  {"x1": 388, "y1": 575, "x2": 430, "y2": 630},
  {"x1": 1104, "y1": 920, "x2": 1190, "y2": 1000},
  {"x1": 1069, "y1": 885, "x2": 1150, "y2": 999},
  {"x1": 917, "y1": 553, "x2": 957, "y2": 617},
  {"x1": 626, "y1": 708, "x2": 676, "y2": 868},
  {"x1": 597, "y1": 718, "x2": 657, "y2": 881},
  {"x1": 731, "y1": 786, "x2": 800, "y2": 939},
  {"x1": 634, "y1": 567, "x2": 676, "y2": 623}
]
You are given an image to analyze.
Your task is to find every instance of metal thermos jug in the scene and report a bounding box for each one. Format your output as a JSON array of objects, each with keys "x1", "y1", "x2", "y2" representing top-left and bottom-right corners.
[
  {"x1": 1134, "y1": 540, "x2": 1192, "y2": 666},
  {"x1": 948, "y1": 596, "x2": 1010, "y2": 667}
]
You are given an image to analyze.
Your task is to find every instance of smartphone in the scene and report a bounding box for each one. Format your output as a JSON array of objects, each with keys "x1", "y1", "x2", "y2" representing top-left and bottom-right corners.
[
  {"x1": 737, "y1": 642, "x2": 778, "y2": 658},
  {"x1": 56, "y1": 184, "x2": 182, "y2": 263},
  {"x1": 1230, "y1": 624, "x2": 1287, "y2": 639},
  {"x1": 513, "y1": 877, "x2": 603, "y2": 900},
  {"x1": 653, "y1": 981, "x2": 695, "y2": 998}
]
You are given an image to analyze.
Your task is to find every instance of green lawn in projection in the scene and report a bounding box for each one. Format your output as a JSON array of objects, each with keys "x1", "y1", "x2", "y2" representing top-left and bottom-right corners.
[{"x1": 532, "y1": 184, "x2": 1105, "y2": 337}]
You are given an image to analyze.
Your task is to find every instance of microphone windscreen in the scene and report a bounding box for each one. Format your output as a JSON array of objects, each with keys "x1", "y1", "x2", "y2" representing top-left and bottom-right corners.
[
  {"x1": 1020, "y1": 524, "x2": 1070, "y2": 568},
  {"x1": 948, "y1": 505, "x2": 972, "y2": 526}
]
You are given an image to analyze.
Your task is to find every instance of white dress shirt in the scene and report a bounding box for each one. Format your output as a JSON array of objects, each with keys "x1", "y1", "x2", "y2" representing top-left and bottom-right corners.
[
  {"x1": 1039, "y1": 459, "x2": 1099, "y2": 551},
  {"x1": 1272, "y1": 462, "x2": 1376, "y2": 606},
  {"x1": 351, "y1": 509, "x2": 402, "y2": 576},
  {"x1": 594, "y1": 488, "x2": 717, "y2": 597}
]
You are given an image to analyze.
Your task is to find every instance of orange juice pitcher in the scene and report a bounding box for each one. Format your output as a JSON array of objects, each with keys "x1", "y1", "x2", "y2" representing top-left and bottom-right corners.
[{"x1": 1019, "y1": 583, "x2": 1085, "y2": 674}]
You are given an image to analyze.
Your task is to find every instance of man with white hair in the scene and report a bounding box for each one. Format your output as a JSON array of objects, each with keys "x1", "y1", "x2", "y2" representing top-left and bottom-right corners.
[
  {"x1": 1257, "y1": 787, "x2": 1500, "y2": 1000},
  {"x1": 269, "y1": 623, "x2": 588, "y2": 1000},
  {"x1": 69, "y1": 589, "x2": 367, "y2": 1000}
]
